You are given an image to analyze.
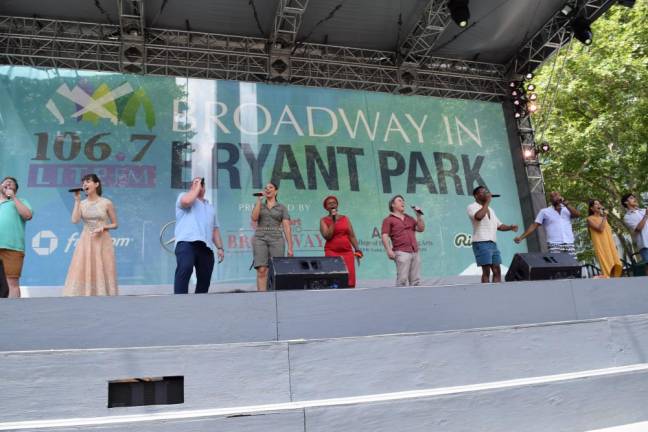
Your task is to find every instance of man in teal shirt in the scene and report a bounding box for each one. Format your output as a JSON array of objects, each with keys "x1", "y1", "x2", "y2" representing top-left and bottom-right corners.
[{"x1": 0, "y1": 177, "x2": 33, "y2": 297}]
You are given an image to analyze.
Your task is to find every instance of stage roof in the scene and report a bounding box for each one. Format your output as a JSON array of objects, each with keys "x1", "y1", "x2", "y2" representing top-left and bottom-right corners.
[{"x1": 0, "y1": 0, "x2": 617, "y2": 100}]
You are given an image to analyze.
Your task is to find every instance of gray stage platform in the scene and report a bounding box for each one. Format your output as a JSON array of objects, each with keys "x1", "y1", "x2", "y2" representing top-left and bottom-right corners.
[
  {"x1": 2, "y1": 277, "x2": 648, "y2": 431},
  {"x1": 1, "y1": 277, "x2": 647, "y2": 351}
]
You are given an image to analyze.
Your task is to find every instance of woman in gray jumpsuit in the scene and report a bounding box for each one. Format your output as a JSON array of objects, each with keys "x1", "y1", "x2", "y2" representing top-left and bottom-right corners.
[{"x1": 251, "y1": 182, "x2": 293, "y2": 291}]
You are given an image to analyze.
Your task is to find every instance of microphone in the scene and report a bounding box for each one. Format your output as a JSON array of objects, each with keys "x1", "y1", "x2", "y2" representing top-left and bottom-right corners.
[
  {"x1": 331, "y1": 209, "x2": 337, "y2": 222},
  {"x1": 252, "y1": 192, "x2": 263, "y2": 197},
  {"x1": 491, "y1": 194, "x2": 501, "y2": 198},
  {"x1": 411, "y1": 205, "x2": 424, "y2": 215},
  {"x1": 68, "y1": 188, "x2": 83, "y2": 193}
]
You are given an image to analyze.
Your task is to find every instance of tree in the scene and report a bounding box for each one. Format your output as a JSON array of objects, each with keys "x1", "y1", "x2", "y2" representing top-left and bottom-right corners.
[{"x1": 532, "y1": 2, "x2": 648, "y2": 263}]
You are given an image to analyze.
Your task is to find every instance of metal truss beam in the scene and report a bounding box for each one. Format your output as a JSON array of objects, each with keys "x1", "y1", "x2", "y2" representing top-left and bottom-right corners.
[
  {"x1": 271, "y1": 0, "x2": 309, "y2": 48},
  {"x1": 0, "y1": 15, "x2": 507, "y2": 101},
  {"x1": 399, "y1": 0, "x2": 451, "y2": 65},
  {"x1": 506, "y1": 0, "x2": 617, "y2": 239},
  {"x1": 509, "y1": 0, "x2": 617, "y2": 76}
]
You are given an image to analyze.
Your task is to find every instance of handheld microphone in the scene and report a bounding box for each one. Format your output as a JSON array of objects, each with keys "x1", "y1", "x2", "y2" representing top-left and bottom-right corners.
[
  {"x1": 252, "y1": 192, "x2": 264, "y2": 197},
  {"x1": 411, "y1": 205, "x2": 424, "y2": 215},
  {"x1": 491, "y1": 194, "x2": 501, "y2": 198},
  {"x1": 68, "y1": 188, "x2": 83, "y2": 193}
]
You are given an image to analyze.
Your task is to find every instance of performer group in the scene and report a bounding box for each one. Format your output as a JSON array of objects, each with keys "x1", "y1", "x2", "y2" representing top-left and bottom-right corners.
[{"x1": 0, "y1": 172, "x2": 645, "y2": 297}]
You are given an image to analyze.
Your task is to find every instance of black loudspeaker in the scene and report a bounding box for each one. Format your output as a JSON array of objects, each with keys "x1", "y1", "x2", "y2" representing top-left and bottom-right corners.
[
  {"x1": 0, "y1": 259, "x2": 9, "y2": 298},
  {"x1": 505, "y1": 252, "x2": 581, "y2": 281},
  {"x1": 268, "y1": 256, "x2": 349, "y2": 290}
]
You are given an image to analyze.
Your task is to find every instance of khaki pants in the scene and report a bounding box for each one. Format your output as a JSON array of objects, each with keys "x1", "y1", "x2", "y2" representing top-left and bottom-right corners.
[{"x1": 394, "y1": 251, "x2": 421, "y2": 286}]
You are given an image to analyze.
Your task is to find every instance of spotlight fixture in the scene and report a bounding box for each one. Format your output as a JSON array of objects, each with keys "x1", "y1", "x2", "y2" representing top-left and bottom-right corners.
[
  {"x1": 523, "y1": 148, "x2": 535, "y2": 160},
  {"x1": 571, "y1": 16, "x2": 593, "y2": 45},
  {"x1": 509, "y1": 81, "x2": 518, "y2": 88},
  {"x1": 525, "y1": 72, "x2": 534, "y2": 80},
  {"x1": 561, "y1": 4, "x2": 574, "y2": 16},
  {"x1": 529, "y1": 93, "x2": 538, "y2": 101},
  {"x1": 511, "y1": 89, "x2": 520, "y2": 97},
  {"x1": 514, "y1": 108, "x2": 527, "y2": 119},
  {"x1": 540, "y1": 142, "x2": 551, "y2": 153},
  {"x1": 448, "y1": 0, "x2": 470, "y2": 28},
  {"x1": 526, "y1": 84, "x2": 536, "y2": 91},
  {"x1": 527, "y1": 102, "x2": 538, "y2": 113},
  {"x1": 513, "y1": 99, "x2": 521, "y2": 106}
]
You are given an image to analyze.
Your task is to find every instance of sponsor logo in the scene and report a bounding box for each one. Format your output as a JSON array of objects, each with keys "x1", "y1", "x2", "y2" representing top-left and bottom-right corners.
[
  {"x1": 454, "y1": 233, "x2": 472, "y2": 248},
  {"x1": 159, "y1": 221, "x2": 176, "y2": 254},
  {"x1": 64, "y1": 232, "x2": 133, "y2": 253},
  {"x1": 46, "y1": 81, "x2": 156, "y2": 129},
  {"x1": 31, "y1": 230, "x2": 59, "y2": 256}
]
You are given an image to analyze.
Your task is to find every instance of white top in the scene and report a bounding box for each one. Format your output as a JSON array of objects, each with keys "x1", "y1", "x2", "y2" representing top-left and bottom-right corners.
[
  {"x1": 534, "y1": 205, "x2": 575, "y2": 244},
  {"x1": 467, "y1": 202, "x2": 502, "y2": 243},
  {"x1": 623, "y1": 208, "x2": 648, "y2": 250}
]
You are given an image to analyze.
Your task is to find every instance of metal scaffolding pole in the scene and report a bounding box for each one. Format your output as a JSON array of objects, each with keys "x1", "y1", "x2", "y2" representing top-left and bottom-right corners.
[{"x1": 0, "y1": 15, "x2": 507, "y2": 101}]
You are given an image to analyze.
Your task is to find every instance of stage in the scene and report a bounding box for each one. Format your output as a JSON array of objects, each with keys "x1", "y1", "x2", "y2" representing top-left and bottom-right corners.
[{"x1": 2, "y1": 277, "x2": 648, "y2": 431}]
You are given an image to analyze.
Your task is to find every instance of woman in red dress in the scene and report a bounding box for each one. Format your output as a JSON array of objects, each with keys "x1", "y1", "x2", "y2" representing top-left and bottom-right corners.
[{"x1": 319, "y1": 195, "x2": 362, "y2": 287}]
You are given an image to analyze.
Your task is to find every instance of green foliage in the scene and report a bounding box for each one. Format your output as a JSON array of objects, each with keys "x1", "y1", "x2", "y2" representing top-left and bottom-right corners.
[{"x1": 533, "y1": 2, "x2": 648, "y2": 262}]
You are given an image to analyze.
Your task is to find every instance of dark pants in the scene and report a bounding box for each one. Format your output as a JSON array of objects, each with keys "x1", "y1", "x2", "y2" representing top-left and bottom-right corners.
[{"x1": 174, "y1": 241, "x2": 215, "y2": 294}]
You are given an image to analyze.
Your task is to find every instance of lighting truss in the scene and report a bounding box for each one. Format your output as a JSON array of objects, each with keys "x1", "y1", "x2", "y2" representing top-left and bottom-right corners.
[
  {"x1": 399, "y1": 0, "x2": 450, "y2": 64},
  {"x1": 510, "y1": 0, "x2": 616, "y2": 77},
  {"x1": 0, "y1": 15, "x2": 507, "y2": 101},
  {"x1": 271, "y1": 0, "x2": 309, "y2": 48},
  {"x1": 507, "y1": 0, "x2": 617, "y2": 212}
]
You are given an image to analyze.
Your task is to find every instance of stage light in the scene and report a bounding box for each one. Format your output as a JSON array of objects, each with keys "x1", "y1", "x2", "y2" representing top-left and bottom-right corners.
[
  {"x1": 527, "y1": 102, "x2": 538, "y2": 113},
  {"x1": 511, "y1": 89, "x2": 520, "y2": 97},
  {"x1": 529, "y1": 92, "x2": 538, "y2": 101},
  {"x1": 514, "y1": 110, "x2": 526, "y2": 119},
  {"x1": 271, "y1": 58, "x2": 289, "y2": 74},
  {"x1": 523, "y1": 148, "x2": 535, "y2": 159},
  {"x1": 561, "y1": 5, "x2": 574, "y2": 16},
  {"x1": 618, "y1": 0, "x2": 635, "y2": 7},
  {"x1": 540, "y1": 142, "x2": 551, "y2": 153},
  {"x1": 571, "y1": 16, "x2": 593, "y2": 45},
  {"x1": 525, "y1": 72, "x2": 534, "y2": 80},
  {"x1": 448, "y1": 0, "x2": 470, "y2": 28},
  {"x1": 526, "y1": 83, "x2": 536, "y2": 91},
  {"x1": 513, "y1": 99, "x2": 521, "y2": 106}
]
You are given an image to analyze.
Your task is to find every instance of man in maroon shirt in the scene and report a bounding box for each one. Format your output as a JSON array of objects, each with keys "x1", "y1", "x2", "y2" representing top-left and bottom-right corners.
[{"x1": 381, "y1": 195, "x2": 425, "y2": 286}]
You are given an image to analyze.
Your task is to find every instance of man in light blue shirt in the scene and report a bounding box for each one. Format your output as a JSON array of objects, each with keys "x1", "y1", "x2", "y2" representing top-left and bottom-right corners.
[
  {"x1": 174, "y1": 177, "x2": 225, "y2": 294},
  {"x1": 514, "y1": 191, "x2": 581, "y2": 256},
  {"x1": 622, "y1": 193, "x2": 648, "y2": 264}
]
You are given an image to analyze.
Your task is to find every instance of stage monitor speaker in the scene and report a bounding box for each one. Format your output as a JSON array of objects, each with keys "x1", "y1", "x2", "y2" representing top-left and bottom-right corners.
[
  {"x1": 268, "y1": 256, "x2": 349, "y2": 290},
  {"x1": 0, "y1": 259, "x2": 9, "y2": 298},
  {"x1": 505, "y1": 252, "x2": 581, "y2": 281}
]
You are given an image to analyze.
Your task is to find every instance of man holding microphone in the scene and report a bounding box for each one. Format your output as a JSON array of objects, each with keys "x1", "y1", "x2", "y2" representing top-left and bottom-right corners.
[
  {"x1": 381, "y1": 195, "x2": 425, "y2": 286},
  {"x1": 514, "y1": 191, "x2": 580, "y2": 256},
  {"x1": 0, "y1": 177, "x2": 33, "y2": 297},
  {"x1": 173, "y1": 177, "x2": 225, "y2": 294},
  {"x1": 467, "y1": 186, "x2": 518, "y2": 283}
]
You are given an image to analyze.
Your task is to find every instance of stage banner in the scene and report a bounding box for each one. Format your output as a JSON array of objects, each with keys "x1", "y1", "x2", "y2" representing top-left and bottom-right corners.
[{"x1": 0, "y1": 65, "x2": 527, "y2": 290}]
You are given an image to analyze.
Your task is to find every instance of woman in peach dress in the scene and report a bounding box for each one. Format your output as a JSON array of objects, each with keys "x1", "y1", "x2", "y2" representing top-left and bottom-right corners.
[{"x1": 63, "y1": 174, "x2": 119, "y2": 296}]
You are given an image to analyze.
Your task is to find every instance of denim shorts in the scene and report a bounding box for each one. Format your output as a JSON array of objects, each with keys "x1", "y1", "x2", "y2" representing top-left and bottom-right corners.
[
  {"x1": 640, "y1": 248, "x2": 648, "y2": 263},
  {"x1": 472, "y1": 241, "x2": 502, "y2": 266}
]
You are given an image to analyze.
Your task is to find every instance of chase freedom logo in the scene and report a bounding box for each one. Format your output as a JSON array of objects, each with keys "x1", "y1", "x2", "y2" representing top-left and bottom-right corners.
[{"x1": 45, "y1": 81, "x2": 156, "y2": 129}]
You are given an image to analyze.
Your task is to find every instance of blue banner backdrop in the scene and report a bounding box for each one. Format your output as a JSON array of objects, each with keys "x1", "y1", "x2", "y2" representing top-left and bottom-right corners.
[{"x1": 0, "y1": 65, "x2": 527, "y2": 290}]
